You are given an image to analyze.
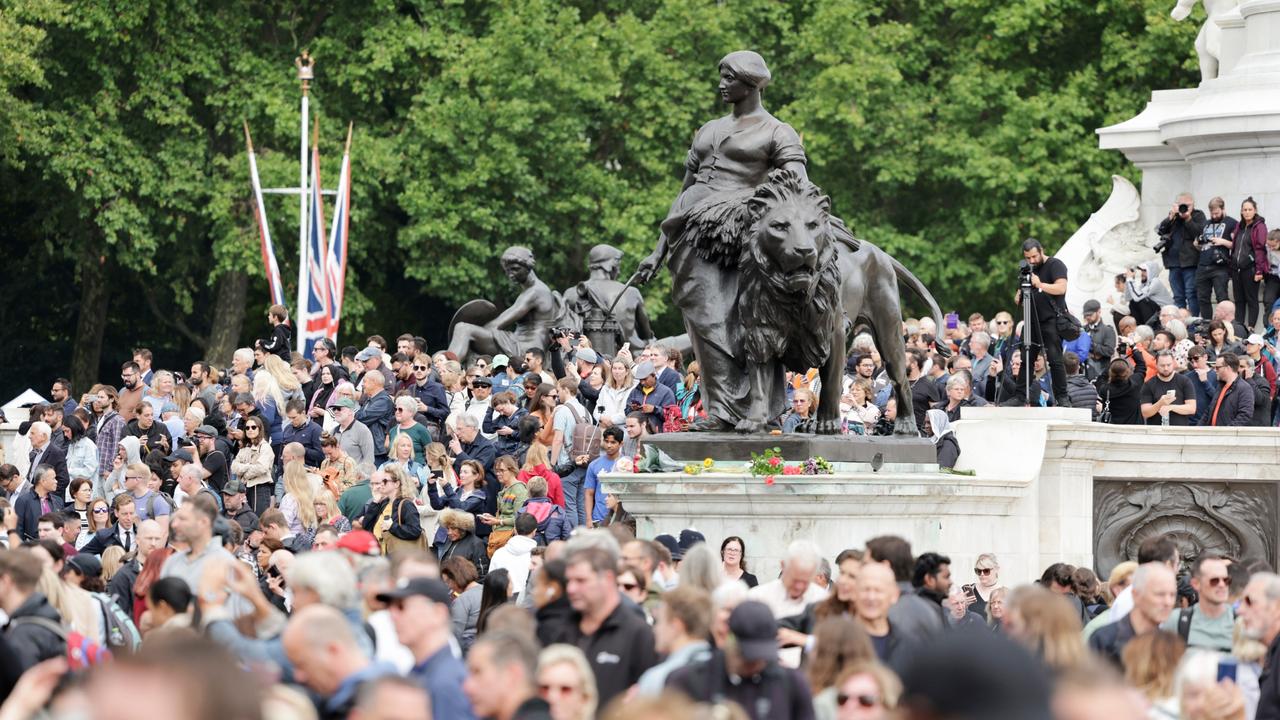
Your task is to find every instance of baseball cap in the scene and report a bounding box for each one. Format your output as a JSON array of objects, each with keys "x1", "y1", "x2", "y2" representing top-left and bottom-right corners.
[
  {"x1": 492, "y1": 354, "x2": 511, "y2": 369},
  {"x1": 165, "y1": 448, "x2": 194, "y2": 464},
  {"x1": 355, "y1": 347, "x2": 380, "y2": 362},
  {"x1": 65, "y1": 554, "x2": 103, "y2": 579},
  {"x1": 1082, "y1": 299, "x2": 1101, "y2": 314},
  {"x1": 333, "y1": 397, "x2": 358, "y2": 411},
  {"x1": 634, "y1": 361, "x2": 656, "y2": 379},
  {"x1": 220, "y1": 478, "x2": 244, "y2": 495},
  {"x1": 654, "y1": 533, "x2": 682, "y2": 561},
  {"x1": 576, "y1": 348, "x2": 600, "y2": 364},
  {"x1": 471, "y1": 377, "x2": 493, "y2": 388},
  {"x1": 194, "y1": 424, "x2": 218, "y2": 438},
  {"x1": 375, "y1": 577, "x2": 453, "y2": 607},
  {"x1": 335, "y1": 529, "x2": 380, "y2": 556},
  {"x1": 728, "y1": 601, "x2": 778, "y2": 662},
  {"x1": 1247, "y1": 333, "x2": 1265, "y2": 345}
]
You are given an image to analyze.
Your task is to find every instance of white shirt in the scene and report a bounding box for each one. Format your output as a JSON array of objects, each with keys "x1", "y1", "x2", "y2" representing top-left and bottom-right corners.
[{"x1": 747, "y1": 579, "x2": 828, "y2": 620}]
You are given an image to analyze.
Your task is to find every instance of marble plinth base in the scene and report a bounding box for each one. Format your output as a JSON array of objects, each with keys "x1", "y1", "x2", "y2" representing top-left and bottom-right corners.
[{"x1": 645, "y1": 432, "x2": 937, "y2": 464}]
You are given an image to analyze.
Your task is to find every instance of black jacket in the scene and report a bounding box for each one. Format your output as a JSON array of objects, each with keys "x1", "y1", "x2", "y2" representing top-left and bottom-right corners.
[
  {"x1": 1087, "y1": 614, "x2": 1137, "y2": 670},
  {"x1": 669, "y1": 650, "x2": 814, "y2": 720},
  {"x1": 436, "y1": 532, "x2": 489, "y2": 579},
  {"x1": 535, "y1": 596, "x2": 577, "y2": 647},
  {"x1": 1157, "y1": 208, "x2": 1206, "y2": 269},
  {"x1": 260, "y1": 322, "x2": 293, "y2": 361},
  {"x1": 564, "y1": 602, "x2": 658, "y2": 710},
  {"x1": 1247, "y1": 374, "x2": 1272, "y2": 427},
  {"x1": 358, "y1": 497, "x2": 423, "y2": 544},
  {"x1": 108, "y1": 560, "x2": 140, "y2": 619},
  {"x1": 80, "y1": 524, "x2": 136, "y2": 556},
  {"x1": 1096, "y1": 351, "x2": 1147, "y2": 425},
  {"x1": 1258, "y1": 633, "x2": 1280, "y2": 720},
  {"x1": 1201, "y1": 376, "x2": 1254, "y2": 426},
  {"x1": 3, "y1": 593, "x2": 65, "y2": 671},
  {"x1": 936, "y1": 434, "x2": 960, "y2": 469},
  {"x1": 453, "y1": 436, "x2": 498, "y2": 537},
  {"x1": 28, "y1": 444, "x2": 69, "y2": 499}
]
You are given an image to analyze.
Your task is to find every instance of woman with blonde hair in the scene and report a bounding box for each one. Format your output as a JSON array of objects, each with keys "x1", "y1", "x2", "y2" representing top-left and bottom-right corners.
[
  {"x1": 594, "y1": 358, "x2": 637, "y2": 428},
  {"x1": 537, "y1": 644, "x2": 599, "y2": 720},
  {"x1": 359, "y1": 464, "x2": 423, "y2": 556},
  {"x1": 1122, "y1": 630, "x2": 1185, "y2": 717},
  {"x1": 100, "y1": 545, "x2": 127, "y2": 582},
  {"x1": 37, "y1": 567, "x2": 103, "y2": 645},
  {"x1": 676, "y1": 543, "x2": 723, "y2": 594},
  {"x1": 261, "y1": 353, "x2": 304, "y2": 404},
  {"x1": 382, "y1": 431, "x2": 428, "y2": 488},
  {"x1": 252, "y1": 371, "x2": 286, "y2": 451},
  {"x1": 232, "y1": 416, "x2": 275, "y2": 515},
  {"x1": 1003, "y1": 585, "x2": 1087, "y2": 674},
  {"x1": 441, "y1": 370, "x2": 468, "y2": 418},
  {"x1": 518, "y1": 441, "x2": 564, "y2": 506},
  {"x1": 831, "y1": 661, "x2": 902, "y2": 720},
  {"x1": 313, "y1": 489, "x2": 352, "y2": 533},
  {"x1": 279, "y1": 460, "x2": 318, "y2": 537}
]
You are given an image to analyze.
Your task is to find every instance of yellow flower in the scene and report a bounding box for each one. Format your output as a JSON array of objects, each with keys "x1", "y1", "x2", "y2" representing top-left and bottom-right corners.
[{"x1": 703, "y1": 458, "x2": 714, "y2": 468}]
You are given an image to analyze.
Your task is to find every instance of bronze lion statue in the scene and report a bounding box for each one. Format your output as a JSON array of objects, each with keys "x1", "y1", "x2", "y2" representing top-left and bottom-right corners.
[{"x1": 736, "y1": 169, "x2": 944, "y2": 435}]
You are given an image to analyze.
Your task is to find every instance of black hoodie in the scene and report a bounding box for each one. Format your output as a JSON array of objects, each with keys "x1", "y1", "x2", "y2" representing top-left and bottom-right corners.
[{"x1": 3, "y1": 592, "x2": 65, "y2": 670}]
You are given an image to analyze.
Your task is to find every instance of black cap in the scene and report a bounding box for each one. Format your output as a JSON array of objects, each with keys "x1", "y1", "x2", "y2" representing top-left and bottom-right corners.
[
  {"x1": 375, "y1": 577, "x2": 453, "y2": 607},
  {"x1": 678, "y1": 529, "x2": 706, "y2": 553},
  {"x1": 165, "y1": 448, "x2": 194, "y2": 464},
  {"x1": 898, "y1": 628, "x2": 1052, "y2": 720},
  {"x1": 728, "y1": 601, "x2": 778, "y2": 662},
  {"x1": 471, "y1": 377, "x2": 493, "y2": 387},
  {"x1": 65, "y1": 554, "x2": 102, "y2": 579},
  {"x1": 1082, "y1": 299, "x2": 1102, "y2": 314},
  {"x1": 654, "y1": 534, "x2": 682, "y2": 561}
]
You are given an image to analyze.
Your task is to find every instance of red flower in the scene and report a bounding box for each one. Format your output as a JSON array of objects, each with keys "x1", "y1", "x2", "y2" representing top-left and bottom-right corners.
[
  {"x1": 764, "y1": 475, "x2": 776, "y2": 485},
  {"x1": 782, "y1": 465, "x2": 802, "y2": 476},
  {"x1": 768, "y1": 456, "x2": 782, "y2": 467}
]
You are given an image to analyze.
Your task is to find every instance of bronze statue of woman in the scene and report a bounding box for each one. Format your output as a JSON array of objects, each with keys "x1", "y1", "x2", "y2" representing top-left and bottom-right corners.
[{"x1": 634, "y1": 50, "x2": 809, "y2": 431}]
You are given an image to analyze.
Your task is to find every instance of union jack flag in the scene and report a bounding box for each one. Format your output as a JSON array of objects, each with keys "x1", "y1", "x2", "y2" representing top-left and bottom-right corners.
[
  {"x1": 325, "y1": 128, "x2": 351, "y2": 344},
  {"x1": 299, "y1": 143, "x2": 330, "y2": 359}
]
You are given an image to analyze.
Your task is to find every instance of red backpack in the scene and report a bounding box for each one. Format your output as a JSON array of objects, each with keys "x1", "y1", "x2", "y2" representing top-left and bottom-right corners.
[{"x1": 9, "y1": 616, "x2": 112, "y2": 670}]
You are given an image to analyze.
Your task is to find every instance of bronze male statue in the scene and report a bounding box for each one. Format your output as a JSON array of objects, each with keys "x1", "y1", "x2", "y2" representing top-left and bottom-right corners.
[
  {"x1": 448, "y1": 246, "x2": 564, "y2": 363},
  {"x1": 563, "y1": 244, "x2": 654, "y2": 356}
]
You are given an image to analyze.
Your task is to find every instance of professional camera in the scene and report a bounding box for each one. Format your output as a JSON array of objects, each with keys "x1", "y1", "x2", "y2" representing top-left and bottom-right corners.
[
  {"x1": 1153, "y1": 234, "x2": 1171, "y2": 254},
  {"x1": 550, "y1": 326, "x2": 575, "y2": 340},
  {"x1": 1178, "y1": 203, "x2": 1189, "y2": 214},
  {"x1": 1018, "y1": 261, "x2": 1033, "y2": 280}
]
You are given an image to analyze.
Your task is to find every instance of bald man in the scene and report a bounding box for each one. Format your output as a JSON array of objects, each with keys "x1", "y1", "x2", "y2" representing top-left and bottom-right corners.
[
  {"x1": 1088, "y1": 563, "x2": 1176, "y2": 669},
  {"x1": 283, "y1": 605, "x2": 396, "y2": 720},
  {"x1": 854, "y1": 562, "x2": 914, "y2": 673}
]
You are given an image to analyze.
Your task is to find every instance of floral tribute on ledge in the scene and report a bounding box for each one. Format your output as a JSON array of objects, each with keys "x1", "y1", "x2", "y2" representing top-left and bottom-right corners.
[{"x1": 681, "y1": 448, "x2": 834, "y2": 486}]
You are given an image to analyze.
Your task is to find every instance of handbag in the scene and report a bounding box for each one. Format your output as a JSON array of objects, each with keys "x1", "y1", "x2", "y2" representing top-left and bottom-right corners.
[
  {"x1": 1054, "y1": 307, "x2": 1083, "y2": 341},
  {"x1": 379, "y1": 499, "x2": 426, "y2": 556}
]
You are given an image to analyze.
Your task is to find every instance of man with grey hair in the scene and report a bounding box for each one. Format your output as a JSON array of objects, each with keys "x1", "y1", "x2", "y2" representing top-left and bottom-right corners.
[
  {"x1": 333, "y1": 397, "x2": 375, "y2": 469},
  {"x1": 356, "y1": 371, "x2": 394, "y2": 467},
  {"x1": 1156, "y1": 191, "x2": 1205, "y2": 315},
  {"x1": 232, "y1": 347, "x2": 255, "y2": 377},
  {"x1": 175, "y1": 464, "x2": 221, "y2": 510},
  {"x1": 25, "y1": 422, "x2": 68, "y2": 497},
  {"x1": 449, "y1": 413, "x2": 497, "y2": 537},
  {"x1": 966, "y1": 330, "x2": 994, "y2": 381},
  {"x1": 1240, "y1": 571, "x2": 1280, "y2": 718},
  {"x1": 1089, "y1": 562, "x2": 1177, "y2": 668},
  {"x1": 283, "y1": 604, "x2": 395, "y2": 719},
  {"x1": 747, "y1": 540, "x2": 827, "y2": 621}
]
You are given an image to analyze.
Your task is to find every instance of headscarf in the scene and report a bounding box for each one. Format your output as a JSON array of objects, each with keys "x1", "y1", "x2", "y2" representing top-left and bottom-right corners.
[
  {"x1": 718, "y1": 50, "x2": 771, "y2": 89},
  {"x1": 926, "y1": 409, "x2": 954, "y2": 444},
  {"x1": 309, "y1": 363, "x2": 350, "y2": 411}
]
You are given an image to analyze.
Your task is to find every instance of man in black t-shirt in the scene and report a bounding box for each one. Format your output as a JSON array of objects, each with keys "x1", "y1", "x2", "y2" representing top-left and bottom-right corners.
[
  {"x1": 193, "y1": 425, "x2": 229, "y2": 494},
  {"x1": 1139, "y1": 352, "x2": 1197, "y2": 426},
  {"x1": 904, "y1": 348, "x2": 937, "y2": 431},
  {"x1": 1016, "y1": 239, "x2": 1070, "y2": 406}
]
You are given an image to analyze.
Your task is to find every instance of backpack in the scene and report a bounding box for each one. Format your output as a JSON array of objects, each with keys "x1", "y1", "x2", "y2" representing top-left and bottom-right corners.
[
  {"x1": 92, "y1": 592, "x2": 141, "y2": 652},
  {"x1": 519, "y1": 501, "x2": 564, "y2": 546},
  {"x1": 565, "y1": 403, "x2": 601, "y2": 459},
  {"x1": 9, "y1": 616, "x2": 111, "y2": 670},
  {"x1": 145, "y1": 490, "x2": 177, "y2": 520}
]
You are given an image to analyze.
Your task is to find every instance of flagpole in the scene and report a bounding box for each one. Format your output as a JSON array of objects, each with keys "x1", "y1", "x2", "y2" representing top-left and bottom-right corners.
[{"x1": 295, "y1": 52, "x2": 314, "y2": 356}]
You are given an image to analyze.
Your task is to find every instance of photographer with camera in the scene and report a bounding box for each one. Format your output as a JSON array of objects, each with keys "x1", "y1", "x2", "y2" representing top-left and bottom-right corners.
[
  {"x1": 1015, "y1": 239, "x2": 1071, "y2": 407},
  {"x1": 1194, "y1": 197, "x2": 1236, "y2": 321},
  {"x1": 1155, "y1": 193, "x2": 1206, "y2": 315}
]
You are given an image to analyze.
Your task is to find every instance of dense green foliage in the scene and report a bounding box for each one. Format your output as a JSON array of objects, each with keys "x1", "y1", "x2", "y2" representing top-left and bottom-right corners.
[{"x1": 0, "y1": 0, "x2": 1199, "y2": 398}]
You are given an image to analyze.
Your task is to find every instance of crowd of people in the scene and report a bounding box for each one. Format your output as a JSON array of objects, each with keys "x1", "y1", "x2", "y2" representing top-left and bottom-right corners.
[{"x1": 0, "y1": 208, "x2": 1274, "y2": 717}]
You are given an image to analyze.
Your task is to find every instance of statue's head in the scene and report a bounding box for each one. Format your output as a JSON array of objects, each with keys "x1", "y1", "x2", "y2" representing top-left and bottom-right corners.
[
  {"x1": 500, "y1": 246, "x2": 536, "y2": 283},
  {"x1": 718, "y1": 51, "x2": 771, "y2": 90},
  {"x1": 587, "y1": 244, "x2": 623, "y2": 278}
]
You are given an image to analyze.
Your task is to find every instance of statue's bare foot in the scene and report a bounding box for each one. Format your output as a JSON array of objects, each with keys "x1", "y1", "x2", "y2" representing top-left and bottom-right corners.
[
  {"x1": 894, "y1": 417, "x2": 920, "y2": 437},
  {"x1": 734, "y1": 418, "x2": 766, "y2": 434},
  {"x1": 815, "y1": 418, "x2": 841, "y2": 435}
]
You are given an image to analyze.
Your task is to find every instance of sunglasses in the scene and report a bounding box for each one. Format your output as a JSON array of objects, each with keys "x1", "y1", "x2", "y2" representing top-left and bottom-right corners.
[
  {"x1": 125, "y1": 475, "x2": 145, "y2": 482},
  {"x1": 974, "y1": 567, "x2": 993, "y2": 576},
  {"x1": 413, "y1": 365, "x2": 429, "y2": 371},
  {"x1": 92, "y1": 508, "x2": 110, "y2": 515},
  {"x1": 539, "y1": 684, "x2": 579, "y2": 696},
  {"x1": 619, "y1": 582, "x2": 639, "y2": 592},
  {"x1": 995, "y1": 320, "x2": 1010, "y2": 325},
  {"x1": 837, "y1": 693, "x2": 880, "y2": 708},
  {"x1": 1205, "y1": 576, "x2": 1229, "y2": 587}
]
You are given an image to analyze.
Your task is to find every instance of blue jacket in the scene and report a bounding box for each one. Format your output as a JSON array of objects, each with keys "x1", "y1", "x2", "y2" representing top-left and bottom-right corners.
[
  {"x1": 625, "y1": 383, "x2": 677, "y2": 433},
  {"x1": 482, "y1": 406, "x2": 527, "y2": 457},
  {"x1": 14, "y1": 489, "x2": 63, "y2": 542},
  {"x1": 453, "y1": 436, "x2": 498, "y2": 537},
  {"x1": 1062, "y1": 332, "x2": 1092, "y2": 365},
  {"x1": 356, "y1": 391, "x2": 395, "y2": 458},
  {"x1": 280, "y1": 419, "x2": 325, "y2": 467},
  {"x1": 408, "y1": 380, "x2": 451, "y2": 425},
  {"x1": 519, "y1": 497, "x2": 570, "y2": 544}
]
